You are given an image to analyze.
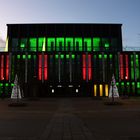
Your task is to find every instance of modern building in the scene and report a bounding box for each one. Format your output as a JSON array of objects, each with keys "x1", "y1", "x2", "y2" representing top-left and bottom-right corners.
[{"x1": 0, "y1": 23, "x2": 140, "y2": 97}]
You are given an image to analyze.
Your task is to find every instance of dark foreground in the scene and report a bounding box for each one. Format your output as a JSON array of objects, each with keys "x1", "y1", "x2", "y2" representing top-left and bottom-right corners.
[{"x1": 0, "y1": 97, "x2": 140, "y2": 140}]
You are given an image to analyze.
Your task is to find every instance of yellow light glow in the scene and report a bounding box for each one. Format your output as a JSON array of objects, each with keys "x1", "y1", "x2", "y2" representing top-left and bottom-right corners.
[
  {"x1": 42, "y1": 37, "x2": 46, "y2": 51},
  {"x1": 105, "y1": 84, "x2": 108, "y2": 96},
  {"x1": 94, "y1": 85, "x2": 97, "y2": 96},
  {"x1": 4, "y1": 37, "x2": 8, "y2": 52},
  {"x1": 99, "y1": 84, "x2": 103, "y2": 96}
]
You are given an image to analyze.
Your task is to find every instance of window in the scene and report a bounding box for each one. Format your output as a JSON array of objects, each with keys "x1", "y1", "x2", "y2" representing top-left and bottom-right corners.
[
  {"x1": 75, "y1": 38, "x2": 82, "y2": 51},
  {"x1": 102, "y1": 38, "x2": 110, "y2": 51},
  {"x1": 44, "y1": 55, "x2": 48, "y2": 80},
  {"x1": 6, "y1": 55, "x2": 9, "y2": 80},
  {"x1": 119, "y1": 54, "x2": 124, "y2": 80},
  {"x1": 29, "y1": 38, "x2": 37, "y2": 52},
  {"x1": 56, "y1": 38, "x2": 64, "y2": 51},
  {"x1": 131, "y1": 55, "x2": 134, "y2": 80},
  {"x1": 38, "y1": 54, "x2": 42, "y2": 80},
  {"x1": 135, "y1": 54, "x2": 139, "y2": 80},
  {"x1": 111, "y1": 38, "x2": 118, "y2": 51},
  {"x1": 88, "y1": 54, "x2": 92, "y2": 80},
  {"x1": 93, "y1": 38, "x2": 100, "y2": 51},
  {"x1": 47, "y1": 38, "x2": 55, "y2": 51},
  {"x1": 84, "y1": 38, "x2": 92, "y2": 51},
  {"x1": 20, "y1": 38, "x2": 27, "y2": 51},
  {"x1": 38, "y1": 37, "x2": 46, "y2": 52},
  {"x1": 65, "y1": 38, "x2": 74, "y2": 51},
  {"x1": 82, "y1": 54, "x2": 86, "y2": 80},
  {"x1": 12, "y1": 38, "x2": 18, "y2": 51},
  {"x1": 125, "y1": 54, "x2": 129, "y2": 80},
  {"x1": 0, "y1": 55, "x2": 4, "y2": 80}
]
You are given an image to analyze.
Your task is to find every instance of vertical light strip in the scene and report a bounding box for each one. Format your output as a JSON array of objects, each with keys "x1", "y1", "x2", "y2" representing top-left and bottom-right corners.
[
  {"x1": 102, "y1": 52, "x2": 105, "y2": 82},
  {"x1": 4, "y1": 37, "x2": 8, "y2": 52},
  {"x1": 58, "y1": 52, "x2": 61, "y2": 83},
  {"x1": 131, "y1": 55, "x2": 134, "y2": 80},
  {"x1": 82, "y1": 54, "x2": 86, "y2": 80},
  {"x1": 125, "y1": 54, "x2": 129, "y2": 80},
  {"x1": 1, "y1": 55, "x2": 4, "y2": 80},
  {"x1": 69, "y1": 52, "x2": 72, "y2": 82},
  {"x1": 119, "y1": 54, "x2": 124, "y2": 80},
  {"x1": 9, "y1": 53, "x2": 11, "y2": 82},
  {"x1": 99, "y1": 84, "x2": 103, "y2": 96},
  {"x1": 86, "y1": 53, "x2": 88, "y2": 82},
  {"x1": 42, "y1": 37, "x2": 46, "y2": 52},
  {"x1": 134, "y1": 52, "x2": 137, "y2": 81},
  {"x1": 42, "y1": 53, "x2": 44, "y2": 83},
  {"x1": 88, "y1": 54, "x2": 92, "y2": 80},
  {"x1": 38, "y1": 54, "x2": 42, "y2": 80},
  {"x1": 118, "y1": 52, "x2": 121, "y2": 82},
  {"x1": 6, "y1": 55, "x2": 9, "y2": 80},
  {"x1": 105, "y1": 84, "x2": 108, "y2": 97},
  {"x1": 25, "y1": 52, "x2": 28, "y2": 83},
  {"x1": 94, "y1": 84, "x2": 97, "y2": 96},
  {"x1": 44, "y1": 54, "x2": 47, "y2": 80},
  {"x1": 136, "y1": 55, "x2": 139, "y2": 80}
]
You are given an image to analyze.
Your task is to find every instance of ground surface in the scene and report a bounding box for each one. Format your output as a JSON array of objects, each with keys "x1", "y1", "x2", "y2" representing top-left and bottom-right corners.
[{"x1": 0, "y1": 97, "x2": 140, "y2": 140}]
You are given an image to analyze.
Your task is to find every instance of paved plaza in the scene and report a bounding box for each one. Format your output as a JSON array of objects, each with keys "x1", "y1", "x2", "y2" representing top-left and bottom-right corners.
[{"x1": 0, "y1": 97, "x2": 140, "y2": 140}]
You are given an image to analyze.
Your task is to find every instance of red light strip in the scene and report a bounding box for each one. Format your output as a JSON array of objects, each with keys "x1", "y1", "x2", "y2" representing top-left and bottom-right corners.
[
  {"x1": 82, "y1": 54, "x2": 86, "y2": 80},
  {"x1": 0, "y1": 55, "x2": 4, "y2": 80},
  {"x1": 83, "y1": 68, "x2": 86, "y2": 80},
  {"x1": 44, "y1": 55, "x2": 47, "y2": 80},
  {"x1": 88, "y1": 54, "x2": 92, "y2": 80},
  {"x1": 6, "y1": 55, "x2": 9, "y2": 80},
  {"x1": 38, "y1": 54, "x2": 42, "y2": 80},
  {"x1": 119, "y1": 54, "x2": 124, "y2": 80},
  {"x1": 125, "y1": 55, "x2": 129, "y2": 80}
]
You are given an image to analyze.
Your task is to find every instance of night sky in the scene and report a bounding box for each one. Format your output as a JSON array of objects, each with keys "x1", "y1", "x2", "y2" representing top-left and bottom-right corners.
[{"x1": 0, "y1": 0, "x2": 140, "y2": 49}]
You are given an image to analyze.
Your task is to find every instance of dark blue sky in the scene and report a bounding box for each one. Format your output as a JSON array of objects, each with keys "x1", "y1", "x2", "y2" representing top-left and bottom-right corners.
[{"x1": 0, "y1": 0, "x2": 140, "y2": 48}]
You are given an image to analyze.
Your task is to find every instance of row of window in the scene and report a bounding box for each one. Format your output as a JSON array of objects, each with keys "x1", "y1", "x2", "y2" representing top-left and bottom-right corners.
[
  {"x1": 0, "y1": 53, "x2": 139, "y2": 82},
  {"x1": 11, "y1": 37, "x2": 118, "y2": 52}
]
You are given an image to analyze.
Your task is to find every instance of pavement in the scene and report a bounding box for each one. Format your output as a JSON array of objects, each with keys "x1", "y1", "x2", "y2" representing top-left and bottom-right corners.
[{"x1": 0, "y1": 97, "x2": 140, "y2": 140}]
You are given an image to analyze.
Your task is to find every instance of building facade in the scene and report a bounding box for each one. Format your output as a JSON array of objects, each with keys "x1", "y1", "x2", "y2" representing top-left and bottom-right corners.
[{"x1": 0, "y1": 23, "x2": 140, "y2": 97}]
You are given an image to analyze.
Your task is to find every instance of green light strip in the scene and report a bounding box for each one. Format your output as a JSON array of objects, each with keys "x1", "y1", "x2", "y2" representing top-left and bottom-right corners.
[
  {"x1": 75, "y1": 38, "x2": 82, "y2": 51},
  {"x1": 13, "y1": 37, "x2": 113, "y2": 52},
  {"x1": 136, "y1": 55, "x2": 139, "y2": 79},
  {"x1": 66, "y1": 38, "x2": 73, "y2": 51},
  {"x1": 29, "y1": 38, "x2": 37, "y2": 51},
  {"x1": 47, "y1": 38, "x2": 55, "y2": 51},
  {"x1": 131, "y1": 55, "x2": 134, "y2": 80},
  {"x1": 38, "y1": 37, "x2": 44, "y2": 51},
  {"x1": 84, "y1": 38, "x2": 92, "y2": 51}
]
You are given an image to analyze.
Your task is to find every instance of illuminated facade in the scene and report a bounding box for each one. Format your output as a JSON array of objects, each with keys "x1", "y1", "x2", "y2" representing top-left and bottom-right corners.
[{"x1": 0, "y1": 23, "x2": 140, "y2": 97}]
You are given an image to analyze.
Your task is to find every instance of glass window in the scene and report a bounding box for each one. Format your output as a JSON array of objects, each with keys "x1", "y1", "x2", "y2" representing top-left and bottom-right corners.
[
  {"x1": 111, "y1": 38, "x2": 118, "y2": 51},
  {"x1": 102, "y1": 38, "x2": 110, "y2": 51},
  {"x1": 12, "y1": 38, "x2": 18, "y2": 51},
  {"x1": 56, "y1": 38, "x2": 64, "y2": 51},
  {"x1": 136, "y1": 54, "x2": 139, "y2": 80},
  {"x1": 29, "y1": 38, "x2": 37, "y2": 52},
  {"x1": 38, "y1": 37, "x2": 46, "y2": 52},
  {"x1": 47, "y1": 38, "x2": 55, "y2": 51},
  {"x1": 20, "y1": 38, "x2": 27, "y2": 51},
  {"x1": 131, "y1": 55, "x2": 134, "y2": 80},
  {"x1": 93, "y1": 38, "x2": 100, "y2": 51},
  {"x1": 75, "y1": 38, "x2": 82, "y2": 51},
  {"x1": 84, "y1": 38, "x2": 92, "y2": 51},
  {"x1": 65, "y1": 38, "x2": 74, "y2": 51},
  {"x1": 0, "y1": 55, "x2": 4, "y2": 80}
]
